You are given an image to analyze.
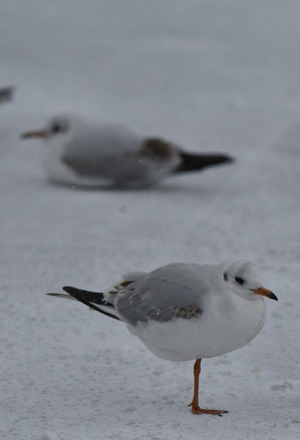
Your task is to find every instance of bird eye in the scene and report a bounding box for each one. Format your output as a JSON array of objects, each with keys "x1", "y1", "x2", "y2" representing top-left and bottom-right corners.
[
  {"x1": 235, "y1": 277, "x2": 244, "y2": 285},
  {"x1": 50, "y1": 120, "x2": 69, "y2": 134},
  {"x1": 223, "y1": 272, "x2": 228, "y2": 281},
  {"x1": 51, "y1": 122, "x2": 62, "y2": 133}
]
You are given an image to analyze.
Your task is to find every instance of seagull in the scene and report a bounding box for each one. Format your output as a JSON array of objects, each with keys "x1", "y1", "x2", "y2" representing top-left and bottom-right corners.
[
  {"x1": 21, "y1": 114, "x2": 234, "y2": 188},
  {"x1": 47, "y1": 259, "x2": 277, "y2": 415}
]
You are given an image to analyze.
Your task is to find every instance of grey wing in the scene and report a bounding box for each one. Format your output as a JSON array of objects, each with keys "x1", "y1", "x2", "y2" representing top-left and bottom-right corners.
[
  {"x1": 115, "y1": 263, "x2": 211, "y2": 325},
  {"x1": 122, "y1": 271, "x2": 148, "y2": 282},
  {"x1": 62, "y1": 126, "x2": 149, "y2": 181}
]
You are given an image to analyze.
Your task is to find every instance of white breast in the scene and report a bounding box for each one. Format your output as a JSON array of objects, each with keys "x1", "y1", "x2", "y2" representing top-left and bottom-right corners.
[
  {"x1": 43, "y1": 141, "x2": 109, "y2": 187},
  {"x1": 128, "y1": 294, "x2": 266, "y2": 362}
]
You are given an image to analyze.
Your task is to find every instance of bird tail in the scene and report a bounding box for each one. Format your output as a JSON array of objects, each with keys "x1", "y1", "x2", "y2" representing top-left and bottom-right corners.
[
  {"x1": 47, "y1": 286, "x2": 121, "y2": 321},
  {"x1": 174, "y1": 152, "x2": 234, "y2": 174}
]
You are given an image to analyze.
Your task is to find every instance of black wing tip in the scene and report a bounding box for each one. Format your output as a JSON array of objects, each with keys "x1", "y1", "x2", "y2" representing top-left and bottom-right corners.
[
  {"x1": 63, "y1": 285, "x2": 78, "y2": 294},
  {"x1": 62, "y1": 285, "x2": 99, "y2": 298},
  {"x1": 200, "y1": 153, "x2": 235, "y2": 164},
  {"x1": 48, "y1": 286, "x2": 121, "y2": 321},
  {"x1": 45, "y1": 287, "x2": 78, "y2": 296},
  {"x1": 175, "y1": 152, "x2": 235, "y2": 173},
  {"x1": 222, "y1": 154, "x2": 235, "y2": 163}
]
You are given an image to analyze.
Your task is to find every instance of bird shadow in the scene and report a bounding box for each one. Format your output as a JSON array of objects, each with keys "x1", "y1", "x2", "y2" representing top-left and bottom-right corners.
[{"x1": 44, "y1": 178, "x2": 220, "y2": 198}]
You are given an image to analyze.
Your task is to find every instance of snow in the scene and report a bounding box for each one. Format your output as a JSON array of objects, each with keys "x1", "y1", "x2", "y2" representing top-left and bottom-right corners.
[{"x1": 1, "y1": 1, "x2": 300, "y2": 438}]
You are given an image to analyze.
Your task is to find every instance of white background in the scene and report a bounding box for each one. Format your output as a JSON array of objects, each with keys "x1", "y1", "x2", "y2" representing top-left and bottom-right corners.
[{"x1": 1, "y1": 1, "x2": 299, "y2": 439}]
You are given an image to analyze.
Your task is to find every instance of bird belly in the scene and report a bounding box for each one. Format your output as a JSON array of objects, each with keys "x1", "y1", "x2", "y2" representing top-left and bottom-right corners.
[
  {"x1": 128, "y1": 296, "x2": 266, "y2": 362},
  {"x1": 43, "y1": 147, "x2": 110, "y2": 187}
]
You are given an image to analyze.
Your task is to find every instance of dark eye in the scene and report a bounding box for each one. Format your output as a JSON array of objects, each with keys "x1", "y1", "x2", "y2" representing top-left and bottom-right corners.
[
  {"x1": 51, "y1": 123, "x2": 62, "y2": 133},
  {"x1": 235, "y1": 277, "x2": 244, "y2": 285},
  {"x1": 50, "y1": 119, "x2": 69, "y2": 134},
  {"x1": 223, "y1": 272, "x2": 228, "y2": 281}
]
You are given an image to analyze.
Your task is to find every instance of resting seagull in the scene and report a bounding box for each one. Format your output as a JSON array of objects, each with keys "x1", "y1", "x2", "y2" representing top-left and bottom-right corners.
[
  {"x1": 48, "y1": 259, "x2": 277, "y2": 415},
  {"x1": 22, "y1": 114, "x2": 234, "y2": 188}
]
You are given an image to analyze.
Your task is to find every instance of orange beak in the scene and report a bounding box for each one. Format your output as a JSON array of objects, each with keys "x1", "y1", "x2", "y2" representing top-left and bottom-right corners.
[
  {"x1": 251, "y1": 286, "x2": 278, "y2": 301},
  {"x1": 21, "y1": 130, "x2": 47, "y2": 139}
]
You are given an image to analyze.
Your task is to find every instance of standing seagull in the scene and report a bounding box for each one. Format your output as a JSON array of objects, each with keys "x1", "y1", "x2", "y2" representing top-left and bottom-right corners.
[
  {"x1": 48, "y1": 259, "x2": 277, "y2": 415},
  {"x1": 22, "y1": 114, "x2": 234, "y2": 188}
]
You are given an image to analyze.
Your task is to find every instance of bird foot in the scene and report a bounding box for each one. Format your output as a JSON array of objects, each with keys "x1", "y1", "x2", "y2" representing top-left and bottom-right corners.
[{"x1": 188, "y1": 403, "x2": 228, "y2": 416}]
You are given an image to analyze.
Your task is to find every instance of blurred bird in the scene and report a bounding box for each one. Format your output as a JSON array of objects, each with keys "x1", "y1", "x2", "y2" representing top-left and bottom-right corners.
[
  {"x1": 48, "y1": 259, "x2": 277, "y2": 415},
  {"x1": 0, "y1": 86, "x2": 14, "y2": 104},
  {"x1": 21, "y1": 114, "x2": 234, "y2": 188}
]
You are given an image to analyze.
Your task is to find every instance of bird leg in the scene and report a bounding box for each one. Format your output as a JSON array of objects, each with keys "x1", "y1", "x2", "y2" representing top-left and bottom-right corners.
[{"x1": 188, "y1": 359, "x2": 228, "y2": 416}]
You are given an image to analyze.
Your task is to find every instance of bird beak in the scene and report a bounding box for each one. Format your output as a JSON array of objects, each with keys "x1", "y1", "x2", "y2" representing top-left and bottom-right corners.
[
  {"x1": 21, "y1": 129, "x2": 47, "y2": 139},
  {"x1": 251, "y1": 286, "x2": 278, "y2": 301}
]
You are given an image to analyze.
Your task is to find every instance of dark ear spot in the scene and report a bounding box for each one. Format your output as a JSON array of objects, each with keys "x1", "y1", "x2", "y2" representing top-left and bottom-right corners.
[{"x1": 223, "y1": 272, "x2": 228, "y2": 281}]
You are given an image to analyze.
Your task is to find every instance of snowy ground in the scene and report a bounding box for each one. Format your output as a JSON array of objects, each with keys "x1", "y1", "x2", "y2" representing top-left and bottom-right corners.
[{"x1": 1, "y1": 1, "x2": 300, "y2": 439}]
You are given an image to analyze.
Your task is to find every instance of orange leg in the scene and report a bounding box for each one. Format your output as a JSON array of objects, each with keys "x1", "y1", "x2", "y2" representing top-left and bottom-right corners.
[{"x1": 188, "y1": 359, "x2": 228, "y2": 416}]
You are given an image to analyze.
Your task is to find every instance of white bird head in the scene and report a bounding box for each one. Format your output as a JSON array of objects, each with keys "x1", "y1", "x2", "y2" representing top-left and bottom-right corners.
[
  {"x1": 219, "y1": 259, "x2": 277, "y2": 301},
  {"x1": 21, "y1": 114, "x2": 85, "y2": 144}
]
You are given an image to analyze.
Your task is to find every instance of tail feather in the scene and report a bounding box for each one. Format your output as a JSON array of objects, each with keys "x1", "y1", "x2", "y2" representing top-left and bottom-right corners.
[
  {"x1": 175, "y1": 152, "x2": 234, "y2": 174},
  {"x1": 47, "y1": 286, "x2": 120, "y2": 321}
]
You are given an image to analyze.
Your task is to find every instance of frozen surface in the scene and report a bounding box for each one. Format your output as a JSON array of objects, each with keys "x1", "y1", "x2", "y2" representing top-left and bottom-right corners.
[{"x1": 1, "y1": 1, "x2": 300, "y2": 439}]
